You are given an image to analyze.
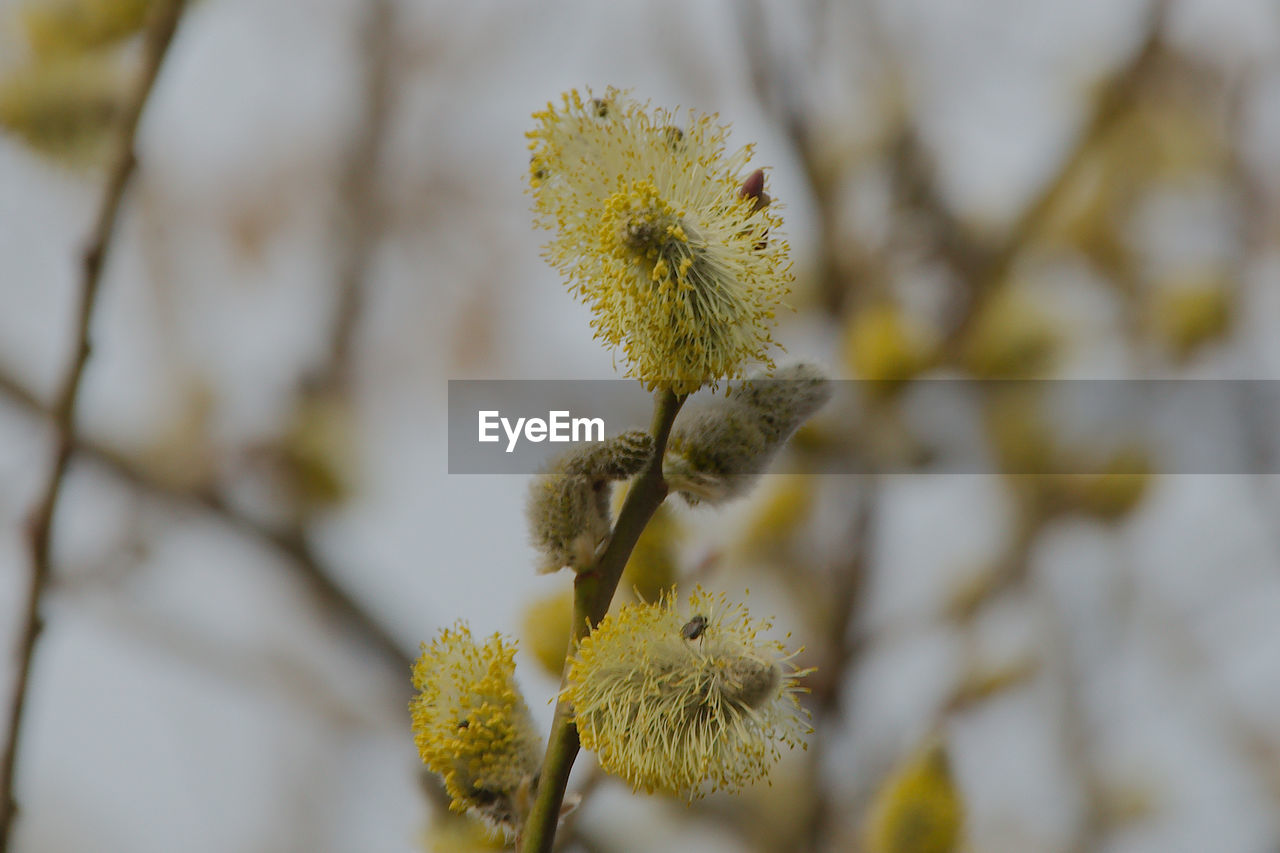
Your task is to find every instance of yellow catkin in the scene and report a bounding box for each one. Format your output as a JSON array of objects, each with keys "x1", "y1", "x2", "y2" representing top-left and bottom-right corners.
[
  {"x1": 1053, "y1": 448, "x2": 1152, "y2": 522},
  {"x1": 528, "y1": 87, "x2": 792, "y2": 393},
  {"x1": 1149, "y1": 276, "x2": 1233, "y2": 359},
  {"x1": 845, "y1": 302, "x2": 934, "y2": 388},
  {"x1": 961, "y1": 287, "x2": 1058, "y2": 379},
  {"x1": 410, "y1": 624, "x2": 542, "y2": 832},
  {"x1": 740, "y1": 474, "x2": 815, "y2": 555},
  {"x1": 565, "y1": 587, "x2": 812, "y2": 799}
]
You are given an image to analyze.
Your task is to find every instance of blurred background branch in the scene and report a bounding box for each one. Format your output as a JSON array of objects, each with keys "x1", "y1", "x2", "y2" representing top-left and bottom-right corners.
[{"x1": 0, "y1": 0, "x2": 188, "y2": 847}]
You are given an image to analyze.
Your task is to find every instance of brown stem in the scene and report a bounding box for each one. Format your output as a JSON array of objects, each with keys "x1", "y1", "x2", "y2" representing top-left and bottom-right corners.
[
  {"x1": 0, "y1": 2, "x2": 189, "y2": 847},
  {"x1": 520, "y1": 387, "x2": 685, "y2": 853}
]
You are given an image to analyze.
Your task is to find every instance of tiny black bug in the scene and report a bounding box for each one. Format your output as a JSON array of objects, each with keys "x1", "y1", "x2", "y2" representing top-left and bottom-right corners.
[{"x1": 681, "y1": 615, "x2": 708, "y2": 641}]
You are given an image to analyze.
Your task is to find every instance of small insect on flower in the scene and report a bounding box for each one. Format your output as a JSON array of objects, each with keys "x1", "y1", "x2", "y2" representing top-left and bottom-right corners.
[
  {"x1": 680, "y1": 614, "x2": 708, "y2": 641},
  {"x1": 528, "y1": 87, "x2": 793, "y2": 394},
  {"x1": 410, "y1": 623, "x2": 543, "y2": 833},
  {"x1": 564, "y1": 587, "x2": 813, "y2": 799}
]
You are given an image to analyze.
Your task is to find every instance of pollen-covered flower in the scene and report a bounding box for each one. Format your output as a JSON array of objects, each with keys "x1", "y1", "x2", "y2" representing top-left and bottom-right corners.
[
  {"x1": 528, "y1": 87, "x2": 791, "y2": 394},
  {"x1": 527, "y1": 430, "x2": 653, "y2": 573},
  {"x1": 564, "y1": 587, "x2": 812, "y2": 799},
  {"x1": 664, "y1": 363, "x2": 831, "y2": 505},
  {"x1": 410, "y1": 624, "x2": 543, "y2": 831}
]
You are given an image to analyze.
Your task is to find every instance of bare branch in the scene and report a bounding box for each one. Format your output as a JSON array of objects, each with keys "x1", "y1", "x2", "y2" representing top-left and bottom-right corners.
[{"x1": 0, "y1": 2, "x2": 190, "y2": 846}]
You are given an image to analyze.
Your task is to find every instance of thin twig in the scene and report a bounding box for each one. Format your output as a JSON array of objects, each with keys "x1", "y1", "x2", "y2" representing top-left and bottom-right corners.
[
  {"x1": 799, "y1": 478, "x2": 879, "y2": 852},
  {"x1": 0, "y1": 2, "x2": 188, "y2": 846},
  {"x1": 321, "y1": 0, "x2": 393, "y2": 390},
  {"x1": 520, "y1": 388, "x2": 685, "y2": 853},
  {"x1": 1032, "y1": 579, "x2": 1108, "y2": 853},
  {"x1": 0, "y1": 368, "x2": 411, "y2": 674}
]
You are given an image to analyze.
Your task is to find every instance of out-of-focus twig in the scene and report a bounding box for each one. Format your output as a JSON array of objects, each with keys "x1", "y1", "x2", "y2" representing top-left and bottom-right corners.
[
  {"x1": 234, "y1": 0, "x2": 402, "y2": 669},
  {"x1": 940, "y1": 1, "x2": 1168, "y2": 354},
  {"x1": 0, "y1": 369, "x2": 412, "y2": 676},
  {"x1": 735, "y1": 0, "x2": 879, "y2": 316},
  {"x1": 1033, "y1": 581, "x2": 1108, "y2": 853},
  {"x1": 320, "y1": 0, "x2": 394, "y2": 391},
  {"x1": 0, "y1": 2, "x2": 189, "y2": 847},
  {"x1": 1136, "y1": 562, "x2": 1280, "y2": 818},
  {"x1": 798, "y1": 478, "x2": 878, "y2": 852},
  {"x1": 1223, "y1": 73, "x2": 1280, "y2": 528},
  {"x1": 0, "y1": 0, "x2": 413, "y2": 702}
]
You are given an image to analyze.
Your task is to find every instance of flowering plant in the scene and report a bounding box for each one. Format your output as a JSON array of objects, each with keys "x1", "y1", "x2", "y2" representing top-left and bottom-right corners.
[{"x1": 411, "y1": 88, "x2": 828, "y2": 851}]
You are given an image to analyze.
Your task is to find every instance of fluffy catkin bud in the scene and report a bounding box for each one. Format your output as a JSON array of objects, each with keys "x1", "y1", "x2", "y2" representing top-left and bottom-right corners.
[
  {"x1": 564, "y1": 587, "x2": 812, "y2": 799},
  {"x1": 729, "y1": 362, "x2": 832, "y2": 444},
  {"x1": 527, "y1": 430, "x2": 653, "y2": 573},
  {"x1": 410, "y1": 624, "x2": 543, "y2": 833},
  {"x1": 664, "y1": 363, "x2": 831, "y2": 505}
]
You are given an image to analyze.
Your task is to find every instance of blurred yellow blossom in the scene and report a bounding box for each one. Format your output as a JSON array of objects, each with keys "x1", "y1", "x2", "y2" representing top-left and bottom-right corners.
[
  {"x1": 520, "y1": 587, "x2": 574, "y2": 677},
  {"x1": 863, "y1": 739, "x2": 964, "y2": 853}
]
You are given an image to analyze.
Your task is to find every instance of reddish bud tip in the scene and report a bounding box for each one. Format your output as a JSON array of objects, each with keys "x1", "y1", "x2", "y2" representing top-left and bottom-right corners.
[{"x1": 739, "y1": 168, "x2": 766, "y2": 201}]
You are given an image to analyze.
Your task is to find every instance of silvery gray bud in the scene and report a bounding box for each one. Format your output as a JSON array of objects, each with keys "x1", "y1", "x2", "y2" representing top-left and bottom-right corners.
[
  {"x1": 730, "y1": 362, "x2": 832, "y2": 444},
  {"x1": 527, "y1": 430, "x2": 654, "y2": 573},
  {"x1": 664, "y1": 363, "x2": 830, "y2": 506}
]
